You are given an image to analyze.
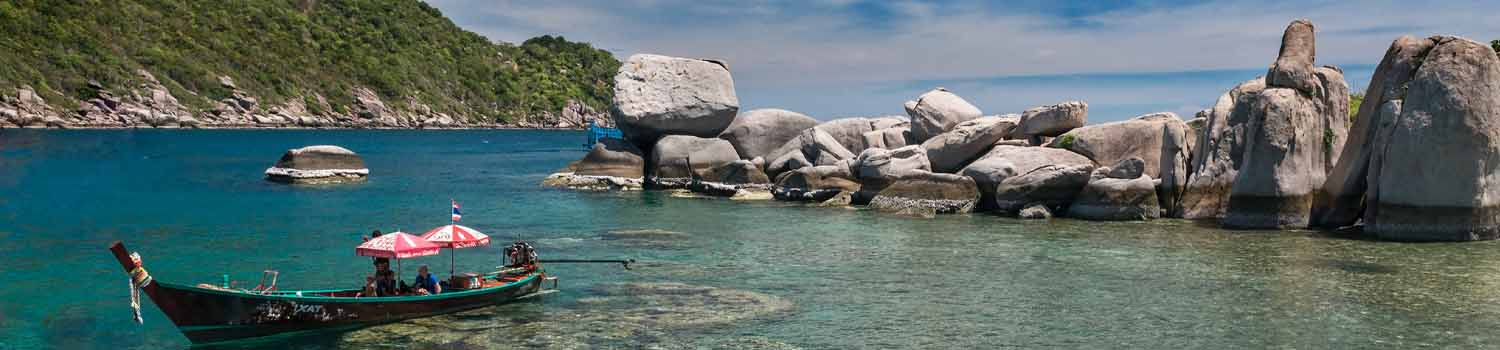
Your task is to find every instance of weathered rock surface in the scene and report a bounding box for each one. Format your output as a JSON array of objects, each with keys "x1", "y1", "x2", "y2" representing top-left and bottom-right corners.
[
  {"x1": 650, "y1": 135, "x2": 740, "y2": 181},
  {"x1": 1311, "y1": 35, "x2": 1436, "y2": 228},
  {"x1": 960, "y1": 145, "x2": 1092, "y2": 211},
  {"x1": 1014, "y1": 101, "x2": 1087, "y2": 138},
  {"x1": 1365, "y1": 37, "x2": 1500, "y2": 241},
  {"x1": 1221, "y1": 88, "x2": 1330, "y2": 229},
  {"x1": 1049, "y1": 112, "x2": 1190, "y2": 213},
  {"x1": 717, "y1": 108, "x2": 818, "y2": 161},
  {"x1": 612, "y1": 54, "x2": 739, "y2": 145},
  {"x1": 868, "y1": 171, "x2": 980, "y2": 216},
  {"x1": 907, "y1": 88, "x2": 982, "y2": 143},
  {"x1": 1266, "y1": 19, "x2": 1321, "y2": 95},
  {"x1": 764, "y1": 117, "x2": 906, "y2": 176},
  {"x1": 1178, "y1": 78, "x2": 1267, "y2": 219},
  {"x1": 853, "y1": 145, "x2": 932, "y2": 189},
  {"x1": 992, "y1": 164, "x2": 1094, "y2": 214},
  {"x1": 863, "y1": 127, "x2": 913, "y2": 150},
  {"x1": 265, "y1": 145, "x2": 368, "y2": 184},
  {"x1": 1221, "y1": 20, "x2": 1349, "y2": 229},
  {"x1": 701, "y1": 159, "x2": 771, "y2": 185},
  {"x1": 1069, "y1": 159, "x2": 1161, "y2": 221},
  {"x1": 574, "y1": 138, "x2": 646, "y2": 178},
  {"x1": 772, "y1": 165, "x2": 860, "y2": 202},
  {"x1": 801, "y1": 128, "x2": 858, "y2": 166},
  {"x1": 921, "y1": 116, "x2": 1016, "y2": 173}
]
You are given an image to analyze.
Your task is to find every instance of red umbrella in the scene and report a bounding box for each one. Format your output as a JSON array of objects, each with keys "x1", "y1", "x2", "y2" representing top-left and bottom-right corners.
[
  {"x1": 356, "y1": 231, "x2": 441, "y2": 259},
  {"x1": 420, "y1": 224, "x2": 491, "y2": 276}
]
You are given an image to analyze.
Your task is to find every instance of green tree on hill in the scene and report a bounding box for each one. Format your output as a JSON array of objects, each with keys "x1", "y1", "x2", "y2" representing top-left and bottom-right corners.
[{"x1": 0, "y1": 0, "x2": 619, "y2": 123}]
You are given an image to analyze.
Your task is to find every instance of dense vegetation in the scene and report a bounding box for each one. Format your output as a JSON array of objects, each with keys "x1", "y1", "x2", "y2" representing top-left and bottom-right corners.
[
  {"x1": 1349, "y1": 93, "x2": 1363, "y2": 122},
  {"x1": 1493, "y1": 40, "x2": 1499, "y2": 56},
  {"x1": 0, "y1": 0, "x2": 619, "y2": 123}
]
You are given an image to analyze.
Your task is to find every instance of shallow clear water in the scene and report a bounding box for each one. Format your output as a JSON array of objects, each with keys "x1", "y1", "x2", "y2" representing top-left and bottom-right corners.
[{"x1": 4, "y1": 129, "x2": 1500, "y2": 349}]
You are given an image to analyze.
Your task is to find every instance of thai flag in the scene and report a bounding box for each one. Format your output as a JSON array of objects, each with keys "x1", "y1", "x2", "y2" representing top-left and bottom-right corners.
[{"x1": 451, "y1": 200, "x2": 462, "y2": 222}]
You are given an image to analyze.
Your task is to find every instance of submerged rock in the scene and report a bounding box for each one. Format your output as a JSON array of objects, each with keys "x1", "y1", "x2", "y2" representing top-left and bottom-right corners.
[
  {"x1": 612, "y1": 54, "x2": 740, "y2": 145},
  {"x1": 264, "y1": 145, "x2": 368, "y2": 184}
]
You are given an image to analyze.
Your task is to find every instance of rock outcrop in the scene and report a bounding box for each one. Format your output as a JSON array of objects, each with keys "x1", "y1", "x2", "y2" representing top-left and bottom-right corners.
[
  {"x1": 649, "y1": 135, "x2": 740, "y2": 183},
  {"x1": 1362, "y1": 37, "x2": 1500, "y2": 241},
  {"x1": 1069, "y1": 158, "x2": 1161, "y2": 221},
  {"x1": 1014, "y1": 101, "x2": 1087, "y2": 138},
  {"x1": 853, "y1": 145, "x2": 932, "y2": 189},
  {"x1": 960, "y1": 145, "x2": 1093, "y2": 211},
  {"x1": 765, "y1": 117, "x2": 907, "y2": 176},
  {"x1": 612, "y1": 54, "x2": 739, "y2": 146},
  {"x1": 1221, "y1": 20, "x2": 1349, "y2": 229},
  {"x1": 1265, "y1": 19, "x2": 1322, "y2": 96},
  {"x1": 992, "y1": 164, "x2": 1094, "y2": 215},
  {"x1": 906, "y1": 88, "x2": 982, "y2": 143},
  {"x1": 772, "y1": 165, "x2": 860, "y2": 202},
  {"x1": 1048, "y1": 112, "x2": 1190, "y2": 212},
  {"x1": 868, "y1": 171, "x2": 980, "y2": 217},
  {"x1": 574, "y1": 138, "x2": 647, "y2": 179},
  {"x1": 921, "y1": 116, "x2": 1016, "y2": 173},
  {"x1": 1310, "y1": 35, "x2": 1436, "y2": 229},
  {"x1": 717, "y1": 108, "x2": 818, "y2": 161},
  {"x1": 265, "y1": 145, "x2": 368, "y2": 184},
  {"x1": 1177, "y1": 78, "x2": 1267, "y2": 219}
]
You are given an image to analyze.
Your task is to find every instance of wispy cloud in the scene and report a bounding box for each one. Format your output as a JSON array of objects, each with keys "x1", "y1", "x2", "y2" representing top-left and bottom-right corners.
[{"x1": 426, "y1": 0, "x2": 1500, "y2": 121}]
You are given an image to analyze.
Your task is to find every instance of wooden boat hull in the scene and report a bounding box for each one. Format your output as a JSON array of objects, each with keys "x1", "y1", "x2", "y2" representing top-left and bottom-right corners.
[{"x1": 110, "y1": 241, "x2": 544, "y2": 345}]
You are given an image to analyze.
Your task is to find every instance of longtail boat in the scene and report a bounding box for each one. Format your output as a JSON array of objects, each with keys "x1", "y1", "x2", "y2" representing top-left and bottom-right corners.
[{"x1": 108, "y1": 240, "x2": 552, "y2": 345}]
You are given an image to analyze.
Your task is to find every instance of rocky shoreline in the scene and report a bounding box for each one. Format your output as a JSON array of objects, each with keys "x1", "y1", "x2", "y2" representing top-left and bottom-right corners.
[
  {"x1": 0, "y1": 71, "x2": 609, "y2": 130},
  {"x1": 544, "y1": 19, "x2": 1500, "y2": 243}
]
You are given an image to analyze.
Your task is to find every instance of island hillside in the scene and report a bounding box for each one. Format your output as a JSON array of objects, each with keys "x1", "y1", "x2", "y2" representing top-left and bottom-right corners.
[{"x1": 0, "y1": 0, "x2": 618, "y2": 129}]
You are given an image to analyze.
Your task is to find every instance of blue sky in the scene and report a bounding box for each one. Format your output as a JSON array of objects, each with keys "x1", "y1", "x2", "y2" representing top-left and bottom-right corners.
[{"x1": 426, "y1": 0, "x2": 1498, "y2": 122}]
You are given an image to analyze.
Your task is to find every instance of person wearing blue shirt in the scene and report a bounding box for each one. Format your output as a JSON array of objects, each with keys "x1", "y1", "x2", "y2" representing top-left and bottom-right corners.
[{"x1": 413, "y1": 265, "x2": 441, "y2": 295}]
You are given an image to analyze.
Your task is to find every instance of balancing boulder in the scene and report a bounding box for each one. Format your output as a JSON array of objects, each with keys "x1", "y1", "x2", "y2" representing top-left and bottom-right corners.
[
  {"x1": 265, "y1": 145, "x2": 368, "y2": 184},
  {"x1": 612, "y1": 54, "x2": 739, "y2": 146}
]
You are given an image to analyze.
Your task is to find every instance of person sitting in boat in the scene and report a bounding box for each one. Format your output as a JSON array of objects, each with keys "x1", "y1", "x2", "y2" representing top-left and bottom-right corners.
[
  {"x1": 412, "y1": 265, "x2": 442, "y2": 295},
  {"x1": 360, "y1": 275, "x2": 377, "y2": 297},
  {"x1": 373, "y1": 260, "x2": 397, "y2": 296}
]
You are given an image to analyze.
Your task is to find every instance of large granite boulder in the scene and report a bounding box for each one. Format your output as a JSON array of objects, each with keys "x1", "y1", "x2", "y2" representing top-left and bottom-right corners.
[
  {"x1": 906, "y1": 88, "x2": 982, "y2": 143},
  {"x1": 265, "y1": 145, "x2": 368, "y2": 184},
  {"x1": 1177, "y1": 78, "x2": 1266, "y2": 219},
  {"x1": 717, "y1": 108, "x2": 818, "y2": 161},
  {"x1": 854, "y1": 145, "x2": 931, "y2": 188},
  {"x1": 863, "y1": 126, "x2": 913, "y2": 150},
  {"x1": 701, "y1": 159, "x2": 771, "y2": 185},
  {"x1": 1220, "y1": 88, "x2": 1332, "y2": 229},
  {"x1": 1221, "y1": 20, "x2": 1349, "y2": 229},
  {"x1": 992, "y1": 164, "x2": 1094, "y2": 214},
  {"x1": 801, "y1": 128, "x2": 858, "y2": 166},
  {"x1": 1365, "y1": 37, "x2": 1500, "y2": 241},
  {"x1": 1266, "y1": 19, "x2": 1321, "y2": 95},
  {"x1": 573, "y1": 138, "x2": 646, "y2": 178},
  {"x1": 772, "y1": 165, "x2": 861, "y2": 202},
  {"x1": 868, "y1": 171, "x2": 980, "y2": 217},
  {"x1": 649, "y1": 135, "x2": 740, "y2": 181},
  {"x1": 960, "y1": 145, "x2": 1093, "y2": 211},
  {"x1": 1069, "y1": 159, "x2": 1161, "y2": 221},
  {"x1": 764, "y1": 117, "x2": 905, "y2": 176},
  {"x1": 1311, "y1": 35, "x2": 1436, "y2": 228},
  {"x1": 1014, "y1": 101, "x2": 1087, "y2": 138},
  {"x1": 612, "y1": 54, "x2": 739, "y2": 145},
  {"x1": 1049, "y1": 112, "x2": 1190, "y2": 212},
  {"x1": 921, "y1": 117, "x2": 1016, "y2": 173}
]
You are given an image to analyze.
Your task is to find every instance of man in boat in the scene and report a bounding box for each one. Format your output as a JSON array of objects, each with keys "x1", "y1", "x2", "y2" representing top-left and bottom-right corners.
[
  {"x1": 373, "y1": 259, "x2": 396, "y2": 296},
  {"x1": 412, "y1": 265, "x2": 441, "y2": 295}
]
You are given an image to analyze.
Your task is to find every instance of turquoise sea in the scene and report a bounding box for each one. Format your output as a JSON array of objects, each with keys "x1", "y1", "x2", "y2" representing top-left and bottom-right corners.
[{"x1": 5, "y1": 129, "x2": 1500, "y2": 349}]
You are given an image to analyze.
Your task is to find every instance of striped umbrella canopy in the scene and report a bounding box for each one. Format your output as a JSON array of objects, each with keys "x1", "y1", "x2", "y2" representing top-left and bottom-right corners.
[
  {"x1": 355, "y1": 232, "x2": 441, "y2": 259},
  {"x1": 419, "y1": 224, "x2": 491, "y2": 248}
]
